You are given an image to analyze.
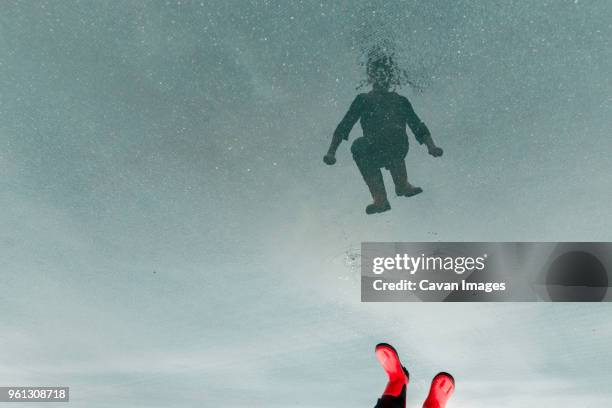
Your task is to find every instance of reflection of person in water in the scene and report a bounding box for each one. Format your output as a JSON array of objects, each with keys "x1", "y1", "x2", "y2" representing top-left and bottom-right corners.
[
  {"x1": 373, "y1": 343, "x2": 454, "y2": 408},
  {"x1": 324, "y1": 55, "x2": 443, "y2": 214}
]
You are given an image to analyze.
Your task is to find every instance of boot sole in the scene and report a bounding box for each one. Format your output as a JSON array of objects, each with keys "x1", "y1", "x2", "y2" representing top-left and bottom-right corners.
[
  {"x1": 433, "y1": 371, "x2": 455, "y2": 386},
  {"x1": 366, "y1": 202, "x2": 391, "y2": 215},
  {"x1": 396, "y1": 187, "x2": 423, "y2": 197}
]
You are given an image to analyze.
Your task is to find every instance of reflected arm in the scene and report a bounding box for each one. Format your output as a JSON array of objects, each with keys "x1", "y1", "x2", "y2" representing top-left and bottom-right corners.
[
  {"x1": 404, "y1": 98, "x2": 433, "y2": 147},
  {"x1": 327, "y1": 94, "x2": 364, "y2": 155}
]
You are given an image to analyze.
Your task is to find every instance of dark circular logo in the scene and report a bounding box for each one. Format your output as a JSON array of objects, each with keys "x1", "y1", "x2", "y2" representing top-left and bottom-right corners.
[{"x1": 546, "y1": 251, "x2": 608, "y2": 301}]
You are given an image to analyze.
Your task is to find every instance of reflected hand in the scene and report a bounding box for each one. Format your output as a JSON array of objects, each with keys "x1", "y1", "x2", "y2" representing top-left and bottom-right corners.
[
  {"x1": 323, "y1": 153, "x2": 337, "y2": 165},
  {"x1": 428, "y1": 146, "x2": 443, "y2": 157}
]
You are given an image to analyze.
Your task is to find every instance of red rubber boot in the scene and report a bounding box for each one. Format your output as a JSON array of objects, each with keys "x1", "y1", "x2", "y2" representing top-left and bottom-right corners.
[
  {"x1": 375, "y1": 343, "x2": 409, "y2": 397},
  {"x1": 422, "y1": 372, "x2": 455, "y2": 408}
]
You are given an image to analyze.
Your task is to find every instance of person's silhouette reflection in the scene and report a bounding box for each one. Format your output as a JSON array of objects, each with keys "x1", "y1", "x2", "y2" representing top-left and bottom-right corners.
[{"x1": 324, "y1": 56, "x2": 443, "y2": 214}]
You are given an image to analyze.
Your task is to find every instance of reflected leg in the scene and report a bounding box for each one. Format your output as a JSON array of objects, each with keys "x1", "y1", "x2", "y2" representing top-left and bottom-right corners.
[
  {"x1": 351, "y1": 138, "x2": 390, "y2": 214},
  {"x1": 388, "y1": 160, "x2": 422, "y2": 197}
]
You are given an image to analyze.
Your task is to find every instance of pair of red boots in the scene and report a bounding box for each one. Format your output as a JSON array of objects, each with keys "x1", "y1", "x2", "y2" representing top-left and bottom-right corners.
[{"x1": 374, "y1": 343, "x2": 454, "y2": 408}]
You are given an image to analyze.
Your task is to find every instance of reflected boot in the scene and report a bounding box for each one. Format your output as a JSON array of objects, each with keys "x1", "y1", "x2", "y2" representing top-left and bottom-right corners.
[
  {"x1": 373, "y1": 343, "x2": 409, "y2": 408},
  {"x1": 364, "y1": 170, "x2": 391, "y2": 215},
  {"x1": 422, "y1": 372, "x2": 455, "y2": 408},
  {"x1": 388, "y1": 161, "x2": 422, "y2": 197}
]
